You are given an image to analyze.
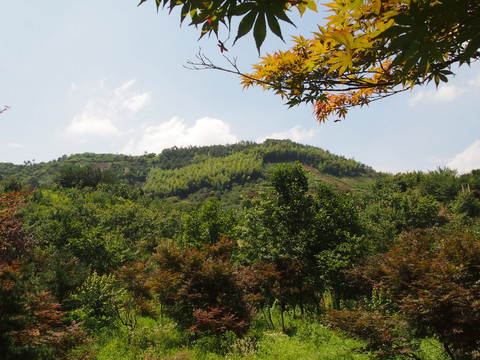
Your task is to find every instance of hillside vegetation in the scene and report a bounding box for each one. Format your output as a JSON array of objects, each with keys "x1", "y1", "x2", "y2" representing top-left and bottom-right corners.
[
  {"x1": 1, "y1": 141, "x2": 480, "y2": 360},
  {"x1": 0, "y1": 140, "x2": 375, "y2": 192}
]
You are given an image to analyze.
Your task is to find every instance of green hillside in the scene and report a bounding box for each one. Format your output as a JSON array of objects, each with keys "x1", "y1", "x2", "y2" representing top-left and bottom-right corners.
[{"x1": 0, "y1": 139, "x2": 377, "y2": 196}]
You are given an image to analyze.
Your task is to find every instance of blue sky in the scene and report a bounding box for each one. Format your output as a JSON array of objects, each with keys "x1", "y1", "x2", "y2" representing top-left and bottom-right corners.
[{"x1": 1, "y1": 1, "x2": 479, "y2": 174}]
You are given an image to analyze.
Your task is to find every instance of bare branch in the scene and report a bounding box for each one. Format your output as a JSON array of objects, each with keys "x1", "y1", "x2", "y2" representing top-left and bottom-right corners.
[{"x1": 185, "y1": 51, "x2": 397, "y2": 97}]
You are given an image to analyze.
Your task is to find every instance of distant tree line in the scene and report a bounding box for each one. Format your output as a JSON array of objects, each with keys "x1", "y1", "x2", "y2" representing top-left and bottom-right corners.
[{"x1": 0, "y1": 140, "x2": 375, "y2": 192}]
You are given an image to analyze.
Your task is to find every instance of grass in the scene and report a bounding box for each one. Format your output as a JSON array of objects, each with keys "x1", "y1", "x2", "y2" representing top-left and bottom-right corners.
[{"x1": 80, "y1": 309, "x2": 450, "y2": 360}]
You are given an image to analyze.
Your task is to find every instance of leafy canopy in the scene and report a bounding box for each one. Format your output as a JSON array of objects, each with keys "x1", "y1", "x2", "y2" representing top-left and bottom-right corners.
[
  {"x1": 140, "y1": 0, "x2": 480, "y2": 122},
  {"x1": 137, "y1": 0, "x2": 317, "y2": 50}
]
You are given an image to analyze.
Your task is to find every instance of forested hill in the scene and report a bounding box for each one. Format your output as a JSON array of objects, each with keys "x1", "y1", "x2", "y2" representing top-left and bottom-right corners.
[{"x1": 0, "y1": 139, "x2": 376, "y2": 196}]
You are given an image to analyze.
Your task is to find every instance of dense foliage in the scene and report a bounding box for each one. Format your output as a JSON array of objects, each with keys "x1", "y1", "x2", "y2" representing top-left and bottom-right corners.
[
  {"x1": 148, "y1": 0, "x2": 480, "y2": 121},
  {"x1": 329, "y1": 229, "x2": 480, "y2": 359},
  {"x1": 144, "y1": 151, "x2": 263, "y2": 197},
  {"x1": 0, "y1": 192, "x2": 87, "y2": 359},
  {"x1": 1, "y1": 143, "x2": 479, "y2": 359}
]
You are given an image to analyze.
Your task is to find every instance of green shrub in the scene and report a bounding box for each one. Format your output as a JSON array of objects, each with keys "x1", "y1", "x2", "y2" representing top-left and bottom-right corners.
[{"x1": 69, "y1": 272, "x2": 124, "y2": 331}]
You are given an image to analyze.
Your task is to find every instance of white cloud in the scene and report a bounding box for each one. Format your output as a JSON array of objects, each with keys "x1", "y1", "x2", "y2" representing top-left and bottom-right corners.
[
  {"x1": 98, "y1": 78, "x2": 106, "y2": 89},
  {"x1": 7, "y1": 142, "x2": 24, "y2": 148},
  {"x1": 123, "y1": 116, "x2": 238, "y2": 154},
  {"x1": 122, "y1": 92, "x2": 151, "y2": 113},
  {"x1": 114, "y1": 79, "x2": 135, "y2": 96},
  {"x1": 409, "y1": 85, "x2": 466, "y2": 106},
  {"x1": 65, "y1": 79, "x2": 150, "y2": 137},
  {"x1": 468, "y1": 72, "x2": 480, "y2": 88},
  {"x1": 65, "y1": 104, "x2": 121, "y2": 137},
  {"x1": 109, "y1": 79, "x2": 150, "y2": 114},
  {"x1": 257, "y1": 125, "x2": 316, "y2": 143},
  {"x1": 447, "y1": 139, "x2": 480, "y2": 174}
]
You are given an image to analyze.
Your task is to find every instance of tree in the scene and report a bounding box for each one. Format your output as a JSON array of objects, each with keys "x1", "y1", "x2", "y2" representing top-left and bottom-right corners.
[
  {"x1": 242, "y1": 163, "x2": 364, "y2": 315},
  {"x1": 149, "y1": 239, "x2": 252, "y2": 335},
  {"x1": 138, "y1": 0, "x2": 317, "y2": 51},
  {"x1": 452, "y1": 188, "x2": 480, "y2": 219},
  {"x1": 334, "y1": 229, "x2": 480, "y2": 360},
  {"x1": 0, "y1": 191, "x2": 86, "y2": 359},
  {"x1": 312, "y1": 182, "x2": 365, "y2": 308},
  {"x1": 241, "y1": 163, "x2": 315, "y2": 318},
  {"x1": 69, "y1": 272, "x2": 122, "y2": 331},
  {"x1": 1, "y1": 177, "x2": 25, "y2": 193},
  {"x1": 361, "y1": 187, "x2": 441, "y2": 249},
  {"x1": 55, "y1": 164, "x2": 118, "y2": 189},
  {"x1": 141, "y1": 0, "x2": 480, "y2": 122},
  {"x1": 181, "y1": 197, "x2": 238, "y2": 248}
]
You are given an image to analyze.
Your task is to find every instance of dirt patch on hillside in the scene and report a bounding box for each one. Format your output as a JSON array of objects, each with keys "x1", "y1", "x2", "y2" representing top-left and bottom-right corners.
[{"x1": 301, "y1": 165, "x2": 353, "y2": 191}]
